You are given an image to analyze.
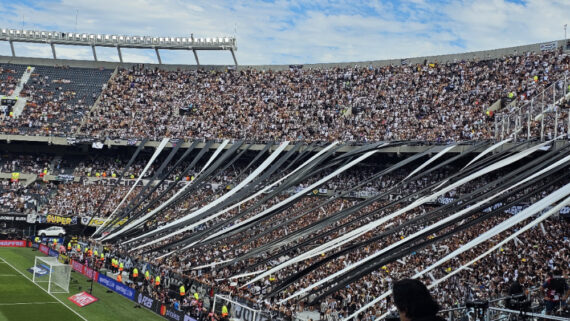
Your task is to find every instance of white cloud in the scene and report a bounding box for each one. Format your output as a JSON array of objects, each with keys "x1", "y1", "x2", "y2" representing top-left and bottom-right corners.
[{"x1": 0, "y1": 0, "x2": 568, "y2": 65}]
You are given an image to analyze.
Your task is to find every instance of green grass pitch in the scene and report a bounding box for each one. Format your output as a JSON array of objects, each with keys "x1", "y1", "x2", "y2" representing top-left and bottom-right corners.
[{"x1": 0, "y1": 247, "x2": 164, "y2": 321}]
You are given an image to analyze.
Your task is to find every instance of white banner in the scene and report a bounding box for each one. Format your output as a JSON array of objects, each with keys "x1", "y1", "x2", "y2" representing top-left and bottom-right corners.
[
  {"x1": 540, "y1": 41, "x2": 557, "y2": 51},
  {"x1": 91, "y1": 142, "x2": 104, "y2": 149}
]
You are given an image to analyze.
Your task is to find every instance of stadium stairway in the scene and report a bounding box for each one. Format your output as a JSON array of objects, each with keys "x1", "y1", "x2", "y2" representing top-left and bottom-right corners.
[
  {"x1": 75, "y1": 66, "x2": 119, "y2": 135},
  {"x1": 11, "y1": 66, "x2": 34, "y2": 117}
]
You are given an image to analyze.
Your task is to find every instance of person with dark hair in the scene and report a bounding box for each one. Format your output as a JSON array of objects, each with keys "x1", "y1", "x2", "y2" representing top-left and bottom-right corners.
[
  {"x1": 506, "y1": 275, "x2": 525, "y2": 309},
  {"x1": 542, "y1": 270, "x2": 569, "y2": 315},
  {"x1": 392, "y1": 279, "x2": 445, "y2": 321}
]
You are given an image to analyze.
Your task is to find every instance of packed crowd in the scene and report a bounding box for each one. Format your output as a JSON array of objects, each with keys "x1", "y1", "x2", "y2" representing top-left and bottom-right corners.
[
  {"x1": 0, "y1": 152, "x2": 52, "y2": 174},
  {"x1": 12, "y1": 144, "x2": 569, "y2": 320},
  {"x1": 79, "y1": 50, "x2": 569, "y2": 142},
  {"x1": 1, "y1": 49, "x2": 568, "y2": 142},
  {"x1": 0, "y1": 180, "x2": 54, "y2": 213},
  {"x1": 0, "y1": 65, "x2": 112, "y2": 136},
  {"x1": 3, "y1": 43, "x2": 570, "y2": 321},
  {"x1": 87, "y1": 160, "x2": 569, "y2": 321},
  {"x1": 0, "y1": 63, "x2": 25, "y2": 96}
]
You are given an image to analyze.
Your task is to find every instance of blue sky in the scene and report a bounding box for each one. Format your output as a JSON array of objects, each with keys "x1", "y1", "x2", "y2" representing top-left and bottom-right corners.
[{"x1": 0, "y1": 0, "x2": 568, "y2": 65}]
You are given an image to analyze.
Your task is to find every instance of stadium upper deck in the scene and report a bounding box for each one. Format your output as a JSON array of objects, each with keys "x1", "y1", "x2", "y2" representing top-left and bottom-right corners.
[{"x1": 0, "y1": 39, "x2": 569, "y2": 149}]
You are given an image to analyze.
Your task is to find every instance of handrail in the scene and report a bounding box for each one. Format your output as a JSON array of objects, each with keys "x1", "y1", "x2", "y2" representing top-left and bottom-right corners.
[
  {"x1": 495, "y1": 72, "x2": 569, "y2": 141},
  {"x1": 489, "y1": 307, "x2": 569, "y2": 321}
]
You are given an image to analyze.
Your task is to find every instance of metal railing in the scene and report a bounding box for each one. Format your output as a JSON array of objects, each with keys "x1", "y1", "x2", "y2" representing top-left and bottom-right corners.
[{"x1": 495, "y1": 73, "x2": 569, "y2": 141}]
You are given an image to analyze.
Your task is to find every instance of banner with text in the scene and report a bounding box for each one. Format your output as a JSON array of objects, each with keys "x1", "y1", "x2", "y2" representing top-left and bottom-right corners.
[
  {"x1": 98, "y1": 274, "x2": 135, "y2": 300},
  {"x1": 70, "y1": 260, "x2": 99, "y2": 282},
  {"x1": 0, "y1": 240, "x2": 26, "y2": 247},
  {"x1": 68, "y1": 291, "x2": 98, "y2": 307}
]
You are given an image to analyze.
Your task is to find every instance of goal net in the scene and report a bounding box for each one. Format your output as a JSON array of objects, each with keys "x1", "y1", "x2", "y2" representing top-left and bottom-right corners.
[
  {"x1": 32, "y1": 256, "x2": 71, "y2": 293},
  {"x1": 212, "y1": 294, "x2": 262, "y2": 321}
]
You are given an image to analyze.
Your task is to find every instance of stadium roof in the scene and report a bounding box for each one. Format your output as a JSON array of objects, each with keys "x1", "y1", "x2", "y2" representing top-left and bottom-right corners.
[{"x1": 0, "y1": 28, "x2": 238, "y2": 65}]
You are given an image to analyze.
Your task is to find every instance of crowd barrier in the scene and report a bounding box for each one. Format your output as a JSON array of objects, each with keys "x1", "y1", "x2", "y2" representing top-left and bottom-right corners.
[
  {"x1": 0, "y1": 240, "x2": 27, "y2": 247},
  {"x1": 30, "y1": 242, "x2": 196, "y2": 321},
  {"x1": 27, "y1": 242, "x2": 284, "y2": 321}
]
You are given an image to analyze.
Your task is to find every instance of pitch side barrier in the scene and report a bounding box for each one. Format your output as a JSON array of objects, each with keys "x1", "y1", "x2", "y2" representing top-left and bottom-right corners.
[{"x1": 28, "y1": 241, "x2": 286, "y2": 321}]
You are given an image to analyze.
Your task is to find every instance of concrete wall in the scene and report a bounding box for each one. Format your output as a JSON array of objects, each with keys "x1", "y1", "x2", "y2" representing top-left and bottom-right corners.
[{"x1": 2, "y1": 133, "x2": 568, "y2": 154}]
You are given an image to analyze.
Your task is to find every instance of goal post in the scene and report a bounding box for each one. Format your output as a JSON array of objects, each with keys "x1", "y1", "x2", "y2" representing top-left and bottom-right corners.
[
  {"x1": 32, "y1": 256, "x2": 71, "y2": 294},
  {"x1": 212, "y1": 294, "x2": 262, "y2": 321}
]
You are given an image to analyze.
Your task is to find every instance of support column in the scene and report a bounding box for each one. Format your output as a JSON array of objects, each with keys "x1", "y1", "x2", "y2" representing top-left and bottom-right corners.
[
  {"x1": 51, "y1": 43, "x2": 57, "y2": 59},
  {"x1": 193, "y1": 49, "x2": 200, "y2": 66},
  {"x1": 554, "y1": 107, "x2": 558, "y2": 140},
  {"x1": 9, "y1": 40, "x2": 15, "y2": 57},
  {"x1": 230, "y1": 48, "x2": 238, "y2": 67},
  {"x1": 155, "y1": 47, "x2": 162, "y2": 64},
  {"x1": 92, "y1": 45, "x2": 98, "y2": 61},
  {"x1": 540, "y1": 103, "x2": 545, "y2": 141},
  {"x1": 501, "y1": 115, "x2": 505, "y2": 140},
  {"x1": 490, "y1": 115, "x2": 494, "y2": 139},
  {"x1": 117, "y1": 46, "x2": 123, "y2": 63},
  {"x1": 528, "y1": 99, "x2": 532, "y2": 139}
]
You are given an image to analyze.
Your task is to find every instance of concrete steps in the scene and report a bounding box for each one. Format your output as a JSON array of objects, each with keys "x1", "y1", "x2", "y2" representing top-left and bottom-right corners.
[{"x1": 10, "y1": 66, "x2": 34, "y2": 117}]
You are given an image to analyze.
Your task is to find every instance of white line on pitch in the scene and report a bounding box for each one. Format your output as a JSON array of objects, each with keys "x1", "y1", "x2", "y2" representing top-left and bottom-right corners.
[
  {"x1": 0, "y1": 302, "x2": 59, "y2": 306},
  {"x1": 0, "y1": 257, "x2": 89, "y2": 321}
]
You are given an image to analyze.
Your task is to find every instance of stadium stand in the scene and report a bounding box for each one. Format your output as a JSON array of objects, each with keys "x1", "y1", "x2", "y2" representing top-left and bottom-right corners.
[
  {"x1": 1, "y1": 65, "x2": 113, "y2": 136},
  {"x1": 3, "y1": 147, "x2": 569, "y2": 320},
  {"x1": 80, "y1": 50, "x2": 569, "y2": 142},
  {"x1": 1, "y1": 41, "x2": 570, "y2": 321},
  {"x1": 0, "y1": 47, "x2": 568, "y2": 142},
  {"x1": 0, "y1": 63, "x2": 26, "y2": 96}
]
